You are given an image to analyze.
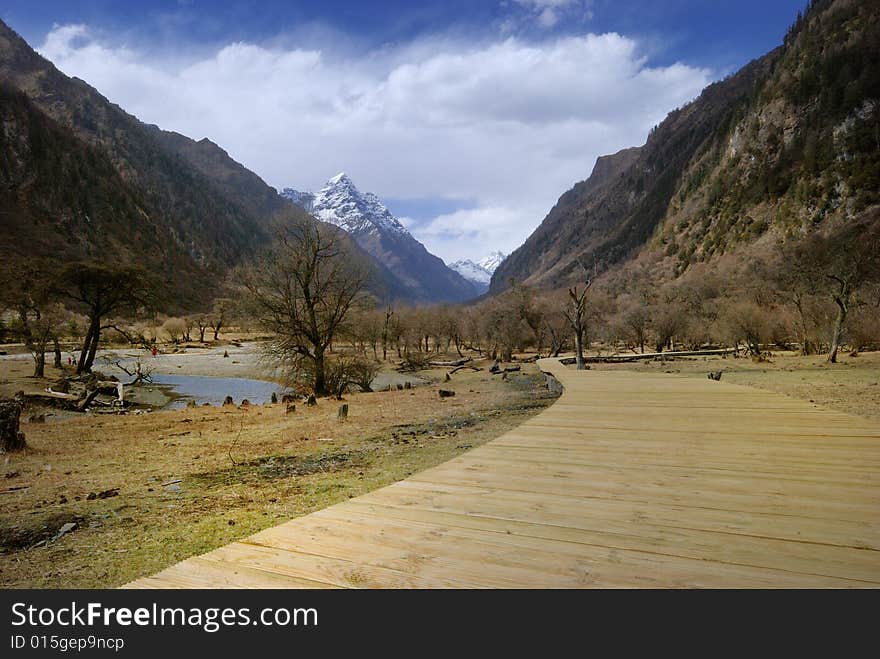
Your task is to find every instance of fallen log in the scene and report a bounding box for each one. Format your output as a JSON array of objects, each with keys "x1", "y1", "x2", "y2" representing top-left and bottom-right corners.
[
  {"x1": 429, "y1": 357, "x2": 473, "y2": 367},
  {"x1": 449, "y1": 365, "x2": 482, "y2": 375},
  {"x1": 558, "y1": 347, "x2": 738, "y2": 365},
  {"x1": 76, "y1": 389, "x2": 102, "y2": 412}
]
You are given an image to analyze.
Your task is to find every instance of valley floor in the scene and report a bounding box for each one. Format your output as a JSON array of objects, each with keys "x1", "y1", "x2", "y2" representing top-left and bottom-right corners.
[
  {"x1": 1, "y1": 347, "x2": 877, "y2": 588},
  {"x1": 0, "y1": 355, "x2": 555, "y2": 588}
]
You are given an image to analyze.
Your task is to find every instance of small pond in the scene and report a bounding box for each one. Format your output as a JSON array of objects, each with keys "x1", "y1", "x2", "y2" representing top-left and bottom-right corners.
[{"x1": 151, "y1": 374, "x2": 283, "y2": 410}]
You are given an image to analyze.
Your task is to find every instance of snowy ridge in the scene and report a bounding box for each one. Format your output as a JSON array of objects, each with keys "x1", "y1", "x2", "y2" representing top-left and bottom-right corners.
[
  {"x1": 449, "y1": 259, "x2": 492, "y2": 285},
  {"x1": 448, "y1": 251, "x2": 506, "y2": 291},
  {"x1": 280, "y1": 188, "x2": 314, "y2": 211}
]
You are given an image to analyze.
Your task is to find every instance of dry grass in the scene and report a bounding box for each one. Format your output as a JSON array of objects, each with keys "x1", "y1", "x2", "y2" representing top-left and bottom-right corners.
[
  {"x1": 588, "y1": 349, "x2": 880, "y2": 421},
  {"x1": 0, "y1": 361, "x2": 556, "y2": 588}
]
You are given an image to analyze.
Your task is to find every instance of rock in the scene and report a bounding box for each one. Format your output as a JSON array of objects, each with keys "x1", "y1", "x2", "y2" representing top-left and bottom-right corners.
[
  {"x1": 271, "y1": 392, "x2": 278, "y2": 404},
  {"x1": 439, "y1": 389, "x2": 456, "y2": 398},
  {"x1": 0, "y1": 399, "x2": 27, "y2": 452},
  {"x1": 165, "y1": 483, "x2": 181, "y2": 493},
  {"x1": 86, "y1": 488, "x2": 119, "y2": 500},
  {"x1": 338, "y1": 403, "x2": 348, "y2": 420},
  {"x1": 286, "y1": 404, "x2": 296, "y2": 414},
  {"x1": 51, "y1": 522, "x2": 77, "y2": 543},
  {"x1": 222, "y1": 396, "x2": 235, "y2": 406}
]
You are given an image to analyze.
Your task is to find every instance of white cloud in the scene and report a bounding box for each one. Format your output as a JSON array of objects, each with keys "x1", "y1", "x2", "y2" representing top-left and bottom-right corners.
[
  {"x1": 38, "y1": 24, "x2": 710, "y2": 262},
  {"x1": 513, "y1": 0, "x2": 592, "y2": 29}
]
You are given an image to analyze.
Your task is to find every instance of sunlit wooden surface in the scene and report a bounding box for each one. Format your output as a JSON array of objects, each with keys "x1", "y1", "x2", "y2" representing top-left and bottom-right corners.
[{"x1": 126, "y1": 359, "x2": 880, "y2": 588}]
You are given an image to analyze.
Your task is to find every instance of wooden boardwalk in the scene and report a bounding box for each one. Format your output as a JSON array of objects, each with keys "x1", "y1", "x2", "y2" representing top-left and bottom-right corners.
[{"x1": 127, "y1": 360, "x2": 880, "y2": 588}]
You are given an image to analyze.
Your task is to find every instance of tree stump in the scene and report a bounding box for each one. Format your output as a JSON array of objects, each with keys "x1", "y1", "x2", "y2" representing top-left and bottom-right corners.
[
  {"x1": 0, "y1": 399, "x2": 27, "y2": 452},
  {"x1": 338, "y1": 403, "x2": 348, "y2": 420}
]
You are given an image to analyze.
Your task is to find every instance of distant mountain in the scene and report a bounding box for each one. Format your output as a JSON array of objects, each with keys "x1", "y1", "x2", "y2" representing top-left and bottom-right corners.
[
  {"x1": 449, "y1": 251, "x2": 507, "y2": 293},
  {"x1": 282, "y1": 174, "x2": 480, "y2": 303},
  {"x1": 492, "y1": 0, "x2": 880, "y2": 293}
]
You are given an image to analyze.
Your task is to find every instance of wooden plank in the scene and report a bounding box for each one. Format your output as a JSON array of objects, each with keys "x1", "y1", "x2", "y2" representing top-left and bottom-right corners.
[{"x1": 125, "y1": 358, "x2": 880, "y2": 589}]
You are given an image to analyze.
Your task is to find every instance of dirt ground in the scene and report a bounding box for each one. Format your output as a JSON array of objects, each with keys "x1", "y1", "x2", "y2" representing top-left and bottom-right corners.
[
  {"x1": 588, "y1": 349, "x2": 880, "y2": 422},
  {"x1": 0, "y1": 358, "x2": 557, "y2": 588}
]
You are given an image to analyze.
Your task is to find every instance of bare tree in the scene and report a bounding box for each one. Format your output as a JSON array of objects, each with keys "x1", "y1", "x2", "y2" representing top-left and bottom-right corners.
[
  {"x1": 621, "y1": 301, "x2": 650, "y2": 354},
  {"x1": 780, "y1": 217, "x2": 880, "y2": 362},
  {"x1": 209, "y1": 298, "x2": 234, "y2": 341},
  {"x1": 195, "y1": 314, "x2": 211, "y2": 343},
  {"x1": 162, "y1": 317, "x2": 187, "y2": 344},
  {"x1": 381, "y1": 305, "x2": 395, "y2": 360},
  {"x1": 0, "y1": 261, "x2": 67, "y2": 377},
  {"x1": 562, "y1": 262, "x2": 597, "y2": 369},
  {"x1": 243, "y1": 221, "x2": 369, "y2": 396},
  {"x1": 722, "y1": 300, "x2": 770, "y2": 356},
  {"x1": 55, "y1": 261, "x2": 156, "y2": 374}
]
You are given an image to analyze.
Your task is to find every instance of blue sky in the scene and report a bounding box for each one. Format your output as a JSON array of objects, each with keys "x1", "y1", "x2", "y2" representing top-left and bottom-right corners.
[{"x1": 2, "y1": 0, "x2": 809, "y2": 261}]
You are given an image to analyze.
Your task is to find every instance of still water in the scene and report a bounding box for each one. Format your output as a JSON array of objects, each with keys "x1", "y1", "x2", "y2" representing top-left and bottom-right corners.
[{"x1": 151, "y1": 374, "x2": 282, "y2": 409}]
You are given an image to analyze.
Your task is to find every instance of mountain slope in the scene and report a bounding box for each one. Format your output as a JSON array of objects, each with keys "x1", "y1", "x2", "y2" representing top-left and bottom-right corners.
[
  {"x1": 0, "y1": 84, "x2": 208, "y2": 295},
  {"x1": 283, "y1": 174, "x2": 480, "y2": 303},
  {"x1": 492, "y1": 0, "x2": 880, "y2": 292},
  {"x1": 0, "y1": 19, "x2": 324, "y2": 307}
]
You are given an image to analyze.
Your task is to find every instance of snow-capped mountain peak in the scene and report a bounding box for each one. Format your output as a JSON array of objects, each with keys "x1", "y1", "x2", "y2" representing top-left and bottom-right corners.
[
  {"x1": 284, "y1": 173, "x2": 411, "y2": 239},
  {"x1": 327, "y1": 171, "x2": 351, "y2": 185},
  {"x1": 448, "y1": 251, "x2": 507, "y2": 293},
  {"x1": 477, "y1": 250, "x2": 506, "y2": 273},
  {"x1": 280, "y1": 173, "x2": 481, "y2": 303}
]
